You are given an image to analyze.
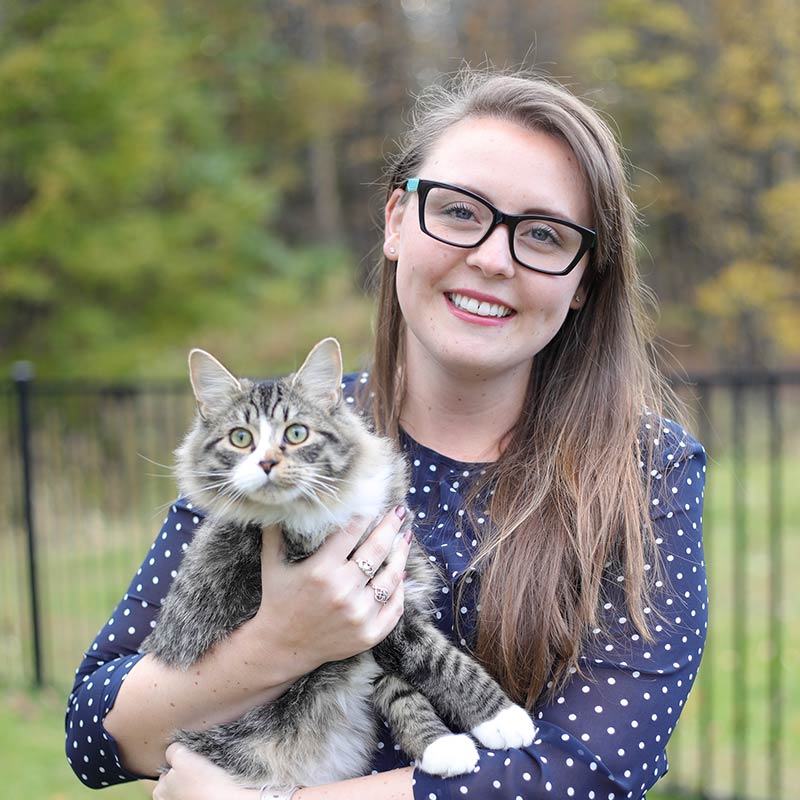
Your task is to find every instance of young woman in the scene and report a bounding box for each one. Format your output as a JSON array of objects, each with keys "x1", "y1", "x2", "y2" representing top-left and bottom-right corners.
[{"x1": 66, "y1": 69, "x2": 707, "y2": 800}]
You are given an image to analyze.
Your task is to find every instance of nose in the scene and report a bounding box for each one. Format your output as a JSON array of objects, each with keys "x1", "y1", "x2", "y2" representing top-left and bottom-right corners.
[
  {"x1": 465, "y1": 225, "x2": 516, "y2": 279},
  {"x1": 260, "y1": 457, "x2": 280, "y2": 475}
]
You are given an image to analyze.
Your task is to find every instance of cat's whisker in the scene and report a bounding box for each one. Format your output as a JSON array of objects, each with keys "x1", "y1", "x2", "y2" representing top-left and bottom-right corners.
[
  {"x1": 306, "y1": 469, "x2": 356, "y2": 488},
  {"x1": 301, "y1": 475, "x2": 341, "y2": 500},
  {"x1": 137, "y1": 453, "x2": 174, "y2": 470},
  {"x1": 296, "y1": 484, "x2": 340, "y2": 526},
  {"x1": 149, "y1": 496, "x2": 194, "y2": 520},
  {"x1": 182, "y1": 470, "x2": 231, "y2": 479},
  {"x1": 194, "y1": 479, "x2": 237, "y2": 494},
  {"x1": 303, "y1": 468, "x2": 344, "y2": 491},
  {"x1": 213, "y1": 485, "x2": 250, "y2": 519}
]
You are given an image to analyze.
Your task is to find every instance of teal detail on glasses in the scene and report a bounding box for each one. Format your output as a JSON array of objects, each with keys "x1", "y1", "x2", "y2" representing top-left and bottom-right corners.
[{"x1": 405, "y1": 178, "x2": 420, "y2": 191}]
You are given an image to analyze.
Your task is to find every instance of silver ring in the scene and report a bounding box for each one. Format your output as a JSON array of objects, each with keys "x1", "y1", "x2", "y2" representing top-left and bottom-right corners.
[
  {"x1": 372, "y1": 585, "x2": 390, "y2": 605},
  {"x1": 354, "y1": 558, "x2": 376, "y2": 580}
]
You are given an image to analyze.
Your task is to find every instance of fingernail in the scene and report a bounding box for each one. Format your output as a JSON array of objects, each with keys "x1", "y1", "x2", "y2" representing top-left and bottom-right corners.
[
  {"x1": 404, "y1": 528, "x2": 413, "y2": 543},
  {"x1": 403, "y1": 570, "x2": 408, "y2": 581},
  {"x1": 394, "y1": 504, "x2": 407, "y2": 520}
]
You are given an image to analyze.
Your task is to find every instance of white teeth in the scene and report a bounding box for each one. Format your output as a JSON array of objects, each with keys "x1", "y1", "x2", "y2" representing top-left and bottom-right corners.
[{"x1": 448, "y1": 292, "x2": 512, "y2": 318}]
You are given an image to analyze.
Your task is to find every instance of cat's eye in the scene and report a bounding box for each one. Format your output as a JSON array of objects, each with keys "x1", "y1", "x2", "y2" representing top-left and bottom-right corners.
[
  {"x1": 284, "y1": 424, "x2": 309, "y2": 445},
  {"x1": 229, "y1": 428, "x2": 253, "y2": 448}
]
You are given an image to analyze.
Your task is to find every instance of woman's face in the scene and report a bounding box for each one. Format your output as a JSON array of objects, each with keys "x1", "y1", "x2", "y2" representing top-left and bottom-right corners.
[{"x1": 384, "y1": 116, "x2": 593, "y2": 383}]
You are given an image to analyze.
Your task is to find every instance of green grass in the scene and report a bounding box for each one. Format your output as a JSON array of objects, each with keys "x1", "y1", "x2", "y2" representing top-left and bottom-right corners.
[{"x1": 0, "y1": 688, "x2": 151, "y2": 800}]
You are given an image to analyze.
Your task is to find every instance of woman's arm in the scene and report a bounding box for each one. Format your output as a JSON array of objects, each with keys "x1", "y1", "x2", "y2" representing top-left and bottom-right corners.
[
  {"x1": 66, "y1": 500, "x2": 410, "y2": 786},
  {"x1": 152, "y1": 744, "x2": 414, "y2": 800}
]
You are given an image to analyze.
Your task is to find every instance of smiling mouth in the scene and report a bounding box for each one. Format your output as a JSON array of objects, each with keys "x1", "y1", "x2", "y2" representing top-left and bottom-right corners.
[{"x1": 446, "y1": 292, "x2": 514, "y2": 318}]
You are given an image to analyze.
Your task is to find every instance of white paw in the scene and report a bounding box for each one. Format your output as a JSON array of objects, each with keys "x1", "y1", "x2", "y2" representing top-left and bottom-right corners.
[
  {"x1": 471, "y1": 705, "x2": 537, "y2": 749},
  {"x1": 419, "y1": 734, "x2": 480, "y2": 777}
]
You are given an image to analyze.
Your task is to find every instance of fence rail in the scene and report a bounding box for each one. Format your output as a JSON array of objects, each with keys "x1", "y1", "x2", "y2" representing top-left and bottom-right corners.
[{"x1": 1, "y1": 369, "x2": 799, "y2": 800}]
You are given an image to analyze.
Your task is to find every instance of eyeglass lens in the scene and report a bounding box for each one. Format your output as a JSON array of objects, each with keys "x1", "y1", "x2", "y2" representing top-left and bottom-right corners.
[{"x1": 422, "y1": 185, "x2": 585, "y2": 274}]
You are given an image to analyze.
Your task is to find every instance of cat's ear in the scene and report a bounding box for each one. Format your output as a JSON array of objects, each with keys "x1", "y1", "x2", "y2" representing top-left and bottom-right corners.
[
  {"x1": 188, "y1": 349, "x2": 242, "y2": 418},
  {"x1": 291, "y1": 337, "x2": 343, "y2": 407}
]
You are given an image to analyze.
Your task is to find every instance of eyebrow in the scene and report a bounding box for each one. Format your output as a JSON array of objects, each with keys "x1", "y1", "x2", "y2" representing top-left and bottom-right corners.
[{"x1": 456, "y1": 181, "x2": 581, "y2": 225}]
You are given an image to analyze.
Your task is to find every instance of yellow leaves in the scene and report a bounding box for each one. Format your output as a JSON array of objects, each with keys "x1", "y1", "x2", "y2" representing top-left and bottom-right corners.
[
  {"x1": 695, "y1": 261, "x2": 800, "y2": 361},
  {"x1": 572, "y1": 0, "x2": 800, "y2": 364},
  {"x1": 606, "y1": 0, "x2": 695, "y2": 38},
  {"x1": 696, "y1": 262, "x2": 792, "y2": 317},
  {"x1": 760, "y1": 179, "x2": 800, "y2": 260},
  {"x1": 578, "y1": 28, "x2": 639, "y2": 65},
  {"x1": 618, "y1": 53, "x2": 695, "y2": 93},
  {"x1": 639, "y1": 2, "x2": 695, "y2": 37},
  {"x1": 652, "y1": 95, "x2": 705, "y2": 153}
]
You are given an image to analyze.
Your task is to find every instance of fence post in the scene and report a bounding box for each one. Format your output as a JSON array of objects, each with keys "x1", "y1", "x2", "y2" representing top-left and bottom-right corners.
[{"x1": 12, "y1": 361, "x2": 43, "y2": 689}]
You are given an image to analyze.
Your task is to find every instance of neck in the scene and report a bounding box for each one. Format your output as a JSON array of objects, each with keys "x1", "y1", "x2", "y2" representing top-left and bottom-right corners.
[{"x1": 398, "y1": 341, "x2": 530, "y2": 464}]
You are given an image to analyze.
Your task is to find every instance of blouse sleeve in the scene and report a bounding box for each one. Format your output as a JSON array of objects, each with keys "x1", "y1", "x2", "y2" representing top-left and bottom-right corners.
[
  {"x1": 411, "y1": 421, "x2": 707, "y2": 800},
  {"x1": 64, "y1": 499, "x2": 202, "y2": 787}
]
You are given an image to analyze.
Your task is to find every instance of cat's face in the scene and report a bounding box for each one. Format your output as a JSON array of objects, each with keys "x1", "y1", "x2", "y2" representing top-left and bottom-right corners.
[{"x1": 176, "y1": 339, "x2": 359, "y2": 520}]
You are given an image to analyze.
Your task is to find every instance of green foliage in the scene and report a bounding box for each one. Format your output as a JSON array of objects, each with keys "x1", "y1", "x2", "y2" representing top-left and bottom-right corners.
[{"x1": 0, "y1": 0, "x2": 371, "y2": 379}]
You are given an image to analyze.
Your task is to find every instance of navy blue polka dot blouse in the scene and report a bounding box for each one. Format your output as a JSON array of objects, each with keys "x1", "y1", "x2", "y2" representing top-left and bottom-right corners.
[{"x1": 66, "y1": 373, "x2": 707, "y2": 800}]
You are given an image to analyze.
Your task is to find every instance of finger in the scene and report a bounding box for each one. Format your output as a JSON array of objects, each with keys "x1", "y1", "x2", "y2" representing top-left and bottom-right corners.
[
  {"x1": 369, "y1": 533, "x2": 410, "y2": 597},
  {"x1": 320, "y1": 513, "x2": 371, "y2": 561},
  {"x1": 164, "y1": 742, "x2": 186, "y2": 767},
  {"x1": 375, "y1": 573, "x2": 405, "y2": 633},
  {"x1": 349, "y1": 506, "x2": 408, "y2": 577}
]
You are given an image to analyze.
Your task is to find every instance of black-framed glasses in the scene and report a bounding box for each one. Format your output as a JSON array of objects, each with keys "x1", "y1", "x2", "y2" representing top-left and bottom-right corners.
[{"x1": 404, "y1": 178, "x2": 596, "y2": 276}]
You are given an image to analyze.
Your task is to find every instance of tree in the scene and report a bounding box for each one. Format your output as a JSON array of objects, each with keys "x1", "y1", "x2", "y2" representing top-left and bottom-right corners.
[
  {"x1": 571, "y1": 0, "x2": 800, "y2": 367},
  {"x1": 0, "y1": 0, "x2": 374, "y2": 377}
]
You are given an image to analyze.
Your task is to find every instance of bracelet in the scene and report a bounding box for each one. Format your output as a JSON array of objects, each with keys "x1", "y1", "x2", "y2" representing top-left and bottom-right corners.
[{"x1": 259, "y1": 785, "x2": 302, "y2": 800}]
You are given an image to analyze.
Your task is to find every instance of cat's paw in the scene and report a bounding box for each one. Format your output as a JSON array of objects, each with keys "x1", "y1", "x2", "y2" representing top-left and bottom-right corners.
[
  {"x1": 471, "y1": 704, "x2": 537, "y2": 749},
  {"x1": 419, "y1": 734, "x2": 480, "y2": 777}
]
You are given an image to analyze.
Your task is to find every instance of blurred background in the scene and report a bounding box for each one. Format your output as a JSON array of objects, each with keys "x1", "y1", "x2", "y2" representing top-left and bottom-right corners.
[{"x1": 0, "y1": 1, "x2": 798, "y2": 798}]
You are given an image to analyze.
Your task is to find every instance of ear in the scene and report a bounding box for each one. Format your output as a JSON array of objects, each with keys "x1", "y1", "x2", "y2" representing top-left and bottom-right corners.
[
  {"x1": 383, "y1": 188, "x2": 407, "y2": 261},
  {"x1": 188, "y1": 349, "x2": 242, "y2": 418},
  {"x1": 291, "y1": 337, "x2": 343, "y2": 406},
  {"x1": 570, "y1": 278, "x2": 590, "y2": 310}
]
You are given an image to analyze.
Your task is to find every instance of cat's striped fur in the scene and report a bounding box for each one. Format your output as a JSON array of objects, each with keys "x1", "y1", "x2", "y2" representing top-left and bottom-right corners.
[{"x1": 141, "y1": 338, "x2": 535, "y2": 790}]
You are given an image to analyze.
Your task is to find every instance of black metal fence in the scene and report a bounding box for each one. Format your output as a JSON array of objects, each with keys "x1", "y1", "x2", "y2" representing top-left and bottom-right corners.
[{"x1": 1, "y1": 369, "x2": 798, "y2": 800}]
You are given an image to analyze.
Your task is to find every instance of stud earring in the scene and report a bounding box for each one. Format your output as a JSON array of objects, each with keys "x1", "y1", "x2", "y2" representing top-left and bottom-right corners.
[
  {"x1": 389, "y1": 247, "x2": 396, "y2": 255},
  {"x1": 574, "y1": 294, "x2": 581, "y2": 303}
]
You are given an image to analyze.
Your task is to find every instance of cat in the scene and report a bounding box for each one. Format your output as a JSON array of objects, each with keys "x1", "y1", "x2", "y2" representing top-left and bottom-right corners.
[{"x1": 141, "y1": 337, "x2": 536, "y2": 792}]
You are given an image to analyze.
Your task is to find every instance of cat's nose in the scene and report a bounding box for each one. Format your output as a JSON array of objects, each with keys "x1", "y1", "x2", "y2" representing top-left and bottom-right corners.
[{"x1": 259, "y1": 458, "x2": 280, "y2": 474}]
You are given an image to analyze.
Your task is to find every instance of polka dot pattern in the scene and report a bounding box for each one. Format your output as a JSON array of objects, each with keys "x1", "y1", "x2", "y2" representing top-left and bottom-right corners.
[{"x1": 65, "y1": 376, "x2": 707, "y2": 800}]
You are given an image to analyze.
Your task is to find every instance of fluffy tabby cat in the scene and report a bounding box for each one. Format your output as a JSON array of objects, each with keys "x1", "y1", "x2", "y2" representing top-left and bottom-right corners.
[{"x1": 142, "y1": 338, "x2": 535, "y2": 791}]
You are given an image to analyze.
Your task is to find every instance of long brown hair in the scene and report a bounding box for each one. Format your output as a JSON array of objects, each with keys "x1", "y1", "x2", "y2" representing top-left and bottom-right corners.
[{"x1": 367, "y1": 68, "x2": 676, "y2": 709}]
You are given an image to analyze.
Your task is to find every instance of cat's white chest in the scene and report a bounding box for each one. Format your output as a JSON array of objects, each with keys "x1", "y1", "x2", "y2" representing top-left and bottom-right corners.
[
  {"x1": 347, "y1": 462, "x2": 394, "y2": 518},
  {"x1": 284, "y1": 462, "x2": 394, "y2": 536}
]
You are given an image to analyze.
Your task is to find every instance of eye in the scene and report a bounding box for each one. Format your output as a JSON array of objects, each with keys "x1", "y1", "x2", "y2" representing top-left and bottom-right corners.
[
  {"x1": 284, "y1": 424, "x2": 309, "y2": 445},
  {"x1": 443, "y1": 202, "x2": 477, "y2": 222},
  {"x1": 229, "y1": 428, "x2": 253, "y2": 448},
  {"x1": 521, "y1": 221, "x2": 562, "y2": 247},
  {"x1": 530, "y1": 225, "x2": 558, "y2": 243}
]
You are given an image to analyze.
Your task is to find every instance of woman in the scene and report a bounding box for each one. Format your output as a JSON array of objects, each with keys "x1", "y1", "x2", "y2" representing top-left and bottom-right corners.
[{"x1": 66, "y1": 68, "x2": 707, "y2": 800}]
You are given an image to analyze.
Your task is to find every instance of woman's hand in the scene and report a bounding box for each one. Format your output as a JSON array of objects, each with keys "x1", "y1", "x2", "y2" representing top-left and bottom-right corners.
[
  {"x1": 248, "y1": 505, "x2": 412, "y2": 676},
  {"x1": 153, "y1": 743, "x2": 257, "y2": 800}
]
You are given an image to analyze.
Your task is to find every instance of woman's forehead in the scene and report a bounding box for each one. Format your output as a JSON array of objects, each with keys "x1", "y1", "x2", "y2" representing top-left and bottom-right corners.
[{"x1": 418, "y1": 116, "x2": 593, "y2": 226}]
